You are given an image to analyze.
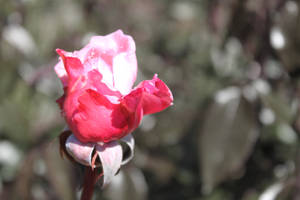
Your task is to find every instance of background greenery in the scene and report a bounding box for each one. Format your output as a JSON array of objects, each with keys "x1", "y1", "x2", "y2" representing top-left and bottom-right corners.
[{"x1": 0, "y1": 0, "x2": 300, "y2": 199}]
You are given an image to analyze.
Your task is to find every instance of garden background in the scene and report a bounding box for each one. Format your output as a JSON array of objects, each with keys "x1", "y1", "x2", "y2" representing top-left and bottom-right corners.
[{"x1": 0, "y1": 0, "x2": 300, "y2": 199}]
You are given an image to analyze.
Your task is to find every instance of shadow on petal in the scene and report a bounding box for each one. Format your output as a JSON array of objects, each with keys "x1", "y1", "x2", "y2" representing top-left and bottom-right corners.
[{"x1": 119, "y1": 134, "x2": 135, "y2": 165}]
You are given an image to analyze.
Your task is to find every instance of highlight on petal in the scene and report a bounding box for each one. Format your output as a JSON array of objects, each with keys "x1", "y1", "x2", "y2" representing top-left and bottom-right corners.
[
  {"x1": 89, "y1": 30, "x2": 136, "y2": 55},
  {"x1": 65, "y1": 134, "x2": 95, "y2": 167},
  {"x1": 82, "y1": 46, "x2": 115, "y2": 89},
  {"x1": 96, "y1": 141, "x2": 123, "y2": 187},
  {"x1": 119, "y1": 133, "x2": 135, "y2": 165},
  {"x1": 89, "y1": 30, "x2": 137, "y2": 93},
  {"x1": 113, "y1": 52, "x2": 137, "y2": 95}
]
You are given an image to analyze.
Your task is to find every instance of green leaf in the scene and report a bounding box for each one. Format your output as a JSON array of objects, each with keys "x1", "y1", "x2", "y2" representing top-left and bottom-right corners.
[{"x1": 199, "y1": 87, "x2": 259, "y2": 193}]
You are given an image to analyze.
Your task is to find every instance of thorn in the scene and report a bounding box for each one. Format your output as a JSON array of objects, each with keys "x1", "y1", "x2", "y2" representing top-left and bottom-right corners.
[{"x1": 91, "y1": 151, "x2": 98, "y2": 170}]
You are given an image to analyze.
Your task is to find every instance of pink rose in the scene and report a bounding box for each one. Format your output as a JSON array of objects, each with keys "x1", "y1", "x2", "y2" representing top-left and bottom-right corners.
[
  {"x1": 55, "y1": 30, "x2": 173, "y2": 143},
  {"x1": 55, "y1": 30, "x2": 173, "y2": 196}
]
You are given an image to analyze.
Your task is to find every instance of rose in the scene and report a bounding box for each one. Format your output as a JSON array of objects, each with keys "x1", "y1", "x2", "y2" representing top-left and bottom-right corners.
[
  {"x1": 55, "y1": 30, "x2": 173, "y2": 198},
  {"x1": 55, "y1": 30, "x2": 173, "y2": 144}
]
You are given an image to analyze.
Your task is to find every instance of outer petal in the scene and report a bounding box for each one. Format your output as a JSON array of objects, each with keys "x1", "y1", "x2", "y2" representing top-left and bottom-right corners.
[
  {"x1": 121, "y1": 88, "x2": 144, "y2": 133},
  {"x1": 54, "y1": 50, "x2": 74, "y2": 86},
  {"x1": 56, "y1": 86, "x2": 67, "y2": 110},
  {"x1": 127, "y1": 74, "x2": 173, "y2": 115},
  {"x1": 69, "y1": 89, "x2": 130, "y2": 143},
  {"x1": 54, "y1": 61, "x2": 68, "y2": 86},
  {"x1": 62, "y1": 69, "x2": 127, "y2": 143},
  {"x1": 56, "y1": 49, "x2": 85, "y2": 82}
]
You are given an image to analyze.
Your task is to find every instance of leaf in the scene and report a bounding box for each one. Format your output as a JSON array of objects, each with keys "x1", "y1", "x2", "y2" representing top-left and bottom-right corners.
[
  {"x1": 64, "y1": 133, "x2": 134, "y2": 188},
  {"x1": 96, "y1": 141, "x2": 123, "y2": 187},
  {"x1": 199, "y1": 87, "x2": 259, "y2": 193}
]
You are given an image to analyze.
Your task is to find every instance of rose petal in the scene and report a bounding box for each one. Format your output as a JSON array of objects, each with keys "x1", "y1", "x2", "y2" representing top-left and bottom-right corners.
[
  {"x1": 56, "y1": 87, "x2": 68, "y2": 111},
  {"x1": 65, "y1": 134, "x2": 95, "y2": 166},
  {"x1": 96, "y1": 141, "x2": 123, "y2": 187},
  {"x1": 120, "y1": 133, "x2": 135, "y2": 165},
  {"x1": 89, "y1": 30, "x2": 135, "y2": 59},
  {"x1": 71, "y1": 89, "x2": 130, "y2": 143},
  {"x1": 111, "y1": 31, "x2": 137, "y2": 94},
  {"x1": 121, "y1": 88, "x2": 144, "y2": 133},
  {"x1": 56, "y1": 49, "x2": 84, "y2": 81},
  {"x1": 54, "y1": 61, "x2": 68, "y2": 86},
  {"x1": 112, "y1": 34, "x2": 137, "y2": 94},
  {"x1": 83, "y1": 46, "x2": 115, "y2": 89},
  {"x1": 54, "y1": 50, "x2": 74, "y2": 86},
  {"x1": 136, "y1": 74, "x2": 173, "y2": 115},
  {"x1": 87, "y1": 70, "x2": 122, "y2": 103},
  {"x1": 90, "y1": 30, "x2": 137, "y2": 93}
]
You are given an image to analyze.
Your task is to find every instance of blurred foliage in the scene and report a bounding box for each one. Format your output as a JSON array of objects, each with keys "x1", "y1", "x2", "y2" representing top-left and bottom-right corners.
[{"x1": 0, "y1": 0, "x2": 300, "y2": 199}]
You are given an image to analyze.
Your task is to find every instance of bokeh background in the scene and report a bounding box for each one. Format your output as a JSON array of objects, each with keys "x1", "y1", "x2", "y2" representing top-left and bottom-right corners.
[{"x1": 1, "y1": 0, "x2": 300, "y2": 199}]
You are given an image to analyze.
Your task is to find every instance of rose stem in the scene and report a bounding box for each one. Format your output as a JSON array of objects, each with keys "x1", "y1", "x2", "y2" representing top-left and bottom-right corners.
[{"x1": 80, "y1": 167, "x2": 101, "y2": 200}]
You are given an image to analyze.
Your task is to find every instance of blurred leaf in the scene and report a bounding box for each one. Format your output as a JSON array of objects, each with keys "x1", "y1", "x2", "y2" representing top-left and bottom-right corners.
[
  {"x1": 0, "y1": 0, "x2": 299, "y2": 199},
  {"x1": 259, "y1": 182, "x2": 284, "y2": 200},
  {"x1": 104, "y1": 166, "x2": 148, "y2": 200},
  {"x1": 44, "y1": 141, "x2": 75, "y2": 200},
  {"x1": 261, "y1": 93, "x2": 294, "y2": 124},
  {"x1": 199, "y1": 87, "x2": 259, "y2": 193},
  {"x1": 14, "y1": 153, "x2": 35, "y2": 200},
  {"x1": 0, "y1": 141, "x2": 22, "y2": 181},
  {"x1": 2, "y1": 24, "x2": 36, "y2": 56},
  {"x1": 203, "y1": 188, "x2": 232, "y2": 200}
]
